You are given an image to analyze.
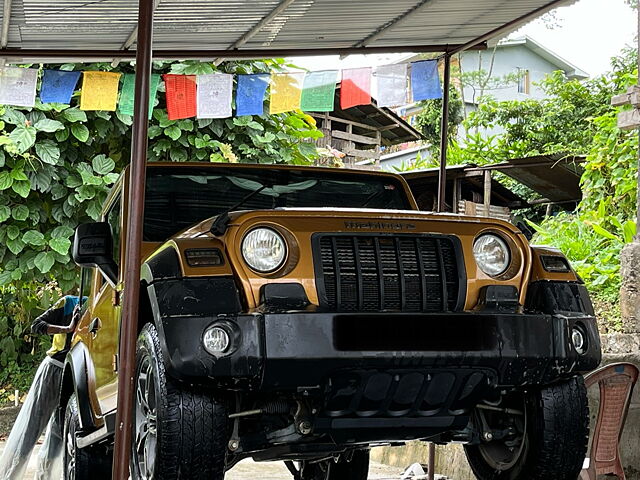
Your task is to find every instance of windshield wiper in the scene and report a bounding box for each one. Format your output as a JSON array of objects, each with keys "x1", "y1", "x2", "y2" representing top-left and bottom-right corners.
[{"x1": 210, "y1": 184, "x2": 268, "y2": 236}]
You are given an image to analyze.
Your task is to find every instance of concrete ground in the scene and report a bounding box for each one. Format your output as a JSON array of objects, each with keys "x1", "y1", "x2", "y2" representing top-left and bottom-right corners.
[{"x1": 0, "y1": 442, "x2": 406, "y2": 480}]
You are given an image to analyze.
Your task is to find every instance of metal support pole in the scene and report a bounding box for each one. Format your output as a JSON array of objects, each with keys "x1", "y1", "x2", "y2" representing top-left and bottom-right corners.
[
  {"x1": 427, "y1": 442, "x2": 435, "y2": 480},
  {"x1": 437, "y1": 54, "x2": 451, "y2": 213},
  {"x1": 112, "y1": 0, "x2": 154, "y2": 478}
]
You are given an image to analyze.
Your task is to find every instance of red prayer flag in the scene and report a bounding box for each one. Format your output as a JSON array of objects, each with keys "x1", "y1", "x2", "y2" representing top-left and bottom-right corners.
[
  {"x1": 340, "y1": 67, "x2": 371, "y2": 109},
  {"x1": 164, "y1": 74, "x2": 197, "y2": 120}
]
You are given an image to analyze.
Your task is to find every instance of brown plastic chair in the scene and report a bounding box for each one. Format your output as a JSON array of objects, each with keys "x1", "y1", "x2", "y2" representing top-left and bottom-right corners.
[{"x1": 580, "y1": 362, "x2": 639, "y2": 480}]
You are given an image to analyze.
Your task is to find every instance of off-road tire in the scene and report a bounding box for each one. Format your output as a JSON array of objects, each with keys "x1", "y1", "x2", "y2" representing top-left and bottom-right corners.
[
  {"x1": 300, "y1": 449, "x2": 370, "y2": 480},
  {"x1": 63, "y1": 394, "x2": 112, "y2": 480},
  {"x1": 131, "y1": 323, "x2": 228, "y2": 480},
  {"x1": 464, "y1": 376, "x2": 589, "y2": 480}
]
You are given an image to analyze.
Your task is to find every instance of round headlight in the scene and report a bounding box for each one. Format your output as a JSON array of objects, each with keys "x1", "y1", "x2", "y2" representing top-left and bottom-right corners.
[
  {"x1": 241, "y1": 228, "x2": 287, "y2": 273},
  {"x1": 473, "y1": 234, "x2": 510, "y2": 277}
]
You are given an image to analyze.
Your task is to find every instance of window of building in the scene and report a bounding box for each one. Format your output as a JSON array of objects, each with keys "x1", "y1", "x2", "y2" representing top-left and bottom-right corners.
[{"x1": 517, "y1": 68, "x2": 530, "y2": 95}]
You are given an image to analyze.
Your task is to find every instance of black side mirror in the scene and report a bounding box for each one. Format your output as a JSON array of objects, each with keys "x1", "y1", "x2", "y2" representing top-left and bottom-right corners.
[{"x1": 73, "y1": 222, "x2": 118, "y2": 286}]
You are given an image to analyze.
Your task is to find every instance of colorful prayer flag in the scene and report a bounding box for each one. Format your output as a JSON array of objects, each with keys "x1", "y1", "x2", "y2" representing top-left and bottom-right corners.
[
  {"x1": 340, "y1": 67, "x2": 371, "y2": 109},
  {"x1": 374, "y1": 64, "x2": 408, "y2": 108},
  {"x1": 40, "y1": 70, "x2": 81, "y2": 104},
  {"x1": 80, "y1": 72, "x2": 121, "y2": 111},
  {"x1": 300, "y1": 70, "x2": 338, "y2": 112},
  {"x1": 196, "y1": 73, "x2": 233, "y2": 119},
  {"x1": 163, "y1": 74, "x2": 197, "y2": 120},
  {"x1": 0, "y1": 67, "x2": 38, "y2": 107},
  {"x1": 269, "y1": 73, "x2": 304, "y2": 115},
  {"x1": 118, "y1": 73, "x2": 161, "y2": 118},
  {"x1": 236, "y1": 74, "x2": 269, "y2": 116},
  {"x1": 411, "y1": 60, "x2": 441, "y2": 101}
]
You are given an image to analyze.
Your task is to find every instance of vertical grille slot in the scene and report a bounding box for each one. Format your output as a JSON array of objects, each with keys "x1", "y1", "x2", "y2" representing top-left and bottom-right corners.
[{"x1": 315, "y1": 234, "x2": 464, "y2": 313}]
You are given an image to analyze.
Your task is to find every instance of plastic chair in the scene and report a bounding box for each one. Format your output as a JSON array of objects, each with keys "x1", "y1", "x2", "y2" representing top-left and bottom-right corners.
[{"x1": 580, "y1": 362, "x2": 639, "y2": 480}]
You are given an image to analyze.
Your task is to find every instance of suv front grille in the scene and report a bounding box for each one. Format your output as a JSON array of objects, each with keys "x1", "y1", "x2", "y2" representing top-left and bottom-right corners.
[{"x1": 314, "y1": 234, "x2": 464, "y2": 312}]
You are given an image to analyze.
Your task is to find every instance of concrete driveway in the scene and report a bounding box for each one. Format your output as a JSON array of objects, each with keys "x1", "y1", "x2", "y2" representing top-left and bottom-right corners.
[{"x1": 0, "y1": 442, "x2": 405, "y2": 480}]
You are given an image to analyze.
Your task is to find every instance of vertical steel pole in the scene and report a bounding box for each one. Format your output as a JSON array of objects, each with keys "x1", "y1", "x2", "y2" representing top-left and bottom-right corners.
[
  {"x1": 427, "y1": 442, "x2": 435, "y2": 480},
  {"x1": 112, "y1": 0, "x2": 154, "y2": 478},
  {"x1": 437, "y1": 55, "x2": 451, "y2": 213}
]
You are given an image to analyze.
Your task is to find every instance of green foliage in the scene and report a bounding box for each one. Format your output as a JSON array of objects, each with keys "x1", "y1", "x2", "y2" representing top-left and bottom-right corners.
[
  {"x1": 0, "y1": 59, "x2": 322, "y2": 395},
  {"x1": 413, "y1": 86, "x2": 463, "y2": 152}
]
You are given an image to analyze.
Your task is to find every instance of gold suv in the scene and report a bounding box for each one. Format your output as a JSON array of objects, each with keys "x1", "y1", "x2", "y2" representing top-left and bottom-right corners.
[{"x1": 62, "y1": 162, "x2": 600, "y2": 480}]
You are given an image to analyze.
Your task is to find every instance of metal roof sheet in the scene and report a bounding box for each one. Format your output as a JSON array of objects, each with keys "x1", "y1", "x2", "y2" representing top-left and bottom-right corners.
[{"x1": 0, "y1": 0, "x2": 573, "y2": 61}]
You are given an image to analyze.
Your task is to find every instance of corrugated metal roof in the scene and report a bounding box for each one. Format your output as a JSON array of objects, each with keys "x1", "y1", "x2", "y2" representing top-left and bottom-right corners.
[{"x1": 0, "y1": 0, "x2": 573, "y2": 59}]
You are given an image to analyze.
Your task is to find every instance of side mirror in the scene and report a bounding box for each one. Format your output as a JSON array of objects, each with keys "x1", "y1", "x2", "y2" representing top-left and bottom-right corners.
[{"x1": 73, "y1": 222, "x2": 118, "y2": 286}]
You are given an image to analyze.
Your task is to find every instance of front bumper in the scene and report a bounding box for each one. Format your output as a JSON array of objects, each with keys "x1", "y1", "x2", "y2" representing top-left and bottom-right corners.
[{"x1": 159, "y1": 311, "x2": 601, "y2": 389}]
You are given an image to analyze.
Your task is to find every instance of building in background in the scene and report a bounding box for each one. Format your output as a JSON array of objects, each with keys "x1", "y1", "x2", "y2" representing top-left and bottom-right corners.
[{"x1": 381, "y1": 35, "x2": 588, "y2": 171}]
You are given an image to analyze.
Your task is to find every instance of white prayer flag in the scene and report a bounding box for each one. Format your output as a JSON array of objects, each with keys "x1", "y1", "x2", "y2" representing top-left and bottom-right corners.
[
  {"x1": 0, "y1": 67, "x2": 38, "y2": 107},
  {"x1": 373, "y1": 64, "x2": 408, "y2": 108},
  {"x1": 196, "y1": 73, "x2": 233, "y2": 118}
]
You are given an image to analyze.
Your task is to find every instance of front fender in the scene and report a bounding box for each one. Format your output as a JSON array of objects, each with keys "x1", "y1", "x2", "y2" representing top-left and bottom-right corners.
[{"x1": 60, "y1": 341, "x2": 103, "y2": 431}]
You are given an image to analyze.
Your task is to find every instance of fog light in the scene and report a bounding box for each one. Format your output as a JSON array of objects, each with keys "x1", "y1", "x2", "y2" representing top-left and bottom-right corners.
[
  {"x1": 203, "y1": 326, "x2": 230, "y2": 355},
  {"x1": 571, "y1": 326, "x2": 587, "y2": 355}
]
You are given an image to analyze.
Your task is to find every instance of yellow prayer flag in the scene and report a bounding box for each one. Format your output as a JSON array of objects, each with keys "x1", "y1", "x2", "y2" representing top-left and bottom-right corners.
[
  {"x1": 80, "y1": 72, "x2": 121, "y2": 111},
  {"x1": 269, "y1": 73, "x2": 304, "y2": 115}
]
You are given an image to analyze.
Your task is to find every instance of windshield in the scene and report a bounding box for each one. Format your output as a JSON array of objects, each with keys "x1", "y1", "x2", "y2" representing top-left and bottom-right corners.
[{"x1": 143, "y1": 166, "x2": 412, "y2": 241}]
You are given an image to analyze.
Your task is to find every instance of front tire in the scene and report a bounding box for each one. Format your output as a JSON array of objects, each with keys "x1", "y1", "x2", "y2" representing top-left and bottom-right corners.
[
  {"x1": 63, "y1": 395, "x2": 112, "y2": 480},
  {"x1": 464, "y1": 376, "x2": 589, "y2": 480},
  {"x1": 131, "y1": 323, "x2": 228, "y2": 480}
]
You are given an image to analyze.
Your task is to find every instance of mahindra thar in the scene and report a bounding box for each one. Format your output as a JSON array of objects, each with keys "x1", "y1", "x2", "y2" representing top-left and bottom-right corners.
[{"x1": 62, "y1": 162, "x2": 601, "y2": 480}]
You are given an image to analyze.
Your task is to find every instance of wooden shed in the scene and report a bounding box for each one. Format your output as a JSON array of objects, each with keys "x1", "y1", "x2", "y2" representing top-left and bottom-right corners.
[{"x1": 312, "y1": 86, "x2": 423, "y2": 166}]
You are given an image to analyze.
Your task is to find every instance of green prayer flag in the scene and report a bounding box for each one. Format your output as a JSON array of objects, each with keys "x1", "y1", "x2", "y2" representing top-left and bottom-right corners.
[
  {"x1": 300, "y1": 70, "x2": 338, "y2": 112},
  {"x1": 118, "y1": 73, "x2": 161, "y2": 118}
]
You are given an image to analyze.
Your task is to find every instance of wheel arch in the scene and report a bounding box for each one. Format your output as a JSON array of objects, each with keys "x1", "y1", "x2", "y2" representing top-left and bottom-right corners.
[{"x1": 60, "y1": 341, "x2": 103, "y2": 432}]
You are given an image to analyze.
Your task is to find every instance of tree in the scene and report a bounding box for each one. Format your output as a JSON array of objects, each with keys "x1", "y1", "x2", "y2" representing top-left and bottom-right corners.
[
  {"x1": 413, "y1": 85, "x2": 464, "y2": 153},
  {"x1": 0, "y1": 59, "x2": 322, "y2": 391}
]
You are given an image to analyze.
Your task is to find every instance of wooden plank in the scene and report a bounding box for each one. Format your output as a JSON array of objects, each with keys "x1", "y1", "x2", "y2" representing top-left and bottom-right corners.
[
  {"x1": 309, "y1": 113, "x2": 378, "y2": 131},
  {"x1": 483, "y1": 170, "x2": 492, "y2": 217},
  {"x1": 332, "y1": 129, "x2": 379, "y2": 145},
  {"x1": 611, "y1": 85, "x2": 640, "y2": 107},
  {"x1": 617, "y1": 109, "x2": 640, "y2": 131},
  {"x1": 344, "y1": 148, "x2": 380, "y2": 159}
]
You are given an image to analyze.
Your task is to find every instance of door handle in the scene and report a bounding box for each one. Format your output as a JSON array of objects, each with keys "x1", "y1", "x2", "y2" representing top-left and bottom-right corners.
[{"x1": 89, "y1": 317, "x2": 102, "y2": 337}]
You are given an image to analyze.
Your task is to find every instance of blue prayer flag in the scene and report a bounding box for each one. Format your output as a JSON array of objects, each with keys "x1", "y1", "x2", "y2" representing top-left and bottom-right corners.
[
  {"x1": 411, "y1": 60, "x2": 441, "y2": 101},
  {"x1": 40, "y1": 70, "x2": 81, "y2": 104},
  {"x1": 236, "y1": 74, "x2": 269, "y2": 116}
]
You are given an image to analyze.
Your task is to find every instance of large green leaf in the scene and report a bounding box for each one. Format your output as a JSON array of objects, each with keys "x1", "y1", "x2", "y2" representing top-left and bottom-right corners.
[
  {"x1": 9, "y1": 125, "x2": 37, "y2": 152},
  {"x1": 164, "y1": 126, "x2": 181, "y2": 141},
  {"x1": 0, "y1": 206, "x2": 9, "y2": 222},
  {"x1": 35, "y1": 140, "x2": 61, "y2": 165},
  {"x1": 49, "y1": 237, "x2": 71, "y2": 255},
  {"x1": 71, "y1": 124, "x2": 90, "y2": 142},
  {"x1": 92, "y1": 155, "x2": 116, "y2": 175},
  {"x1": 51, "y1": 225, "x2": 74, "y2": 239},
  {"x1": 61, "y1": 108, "x2": 87, "y2": 123},
  {"x1": 34, "y1": 119, "x2": 65, "y2": 132},
  {"x1": 7, "y1": 225, "x2": 20, "y2": 240},
  {"x1": 34, "y1": 251, "x2": 56, "y2": 273},
  {"x1": 11, "y1": 180, "x2": 31, "y2": 198},
  {"x1": 0, "y1": 172, "x2": 13, "y2": 190},
  {"x1": 7, "y1": 238, "x2": 24, "y2": 255},
  {"x1": 12, "y1": 205, "x2": 29, "y2": 221},
  {"x1": 22, "y1": 230, "x2": 46, "y2": 246},
  {"x1": 1, "y1": 109, "x2": 27, "y2": 126}
]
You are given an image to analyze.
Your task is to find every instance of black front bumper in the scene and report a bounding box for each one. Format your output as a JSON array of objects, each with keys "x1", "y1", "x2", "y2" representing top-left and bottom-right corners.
[{"x1": 158, "y1": 310, "x2": 601, "y2": 389}]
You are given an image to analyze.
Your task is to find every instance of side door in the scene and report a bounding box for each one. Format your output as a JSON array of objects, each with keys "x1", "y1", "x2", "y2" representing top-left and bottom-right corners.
[{"x1": 88, "y1": 193, "x2": 123, "y2": 411}]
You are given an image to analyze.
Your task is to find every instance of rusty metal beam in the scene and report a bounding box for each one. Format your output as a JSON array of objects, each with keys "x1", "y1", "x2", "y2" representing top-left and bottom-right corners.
[
  {"x1": 436, "y1": 54, "x2": 450, "y2": 213},
  {"x1": 112, "y1": 0, "x2": 154, "y2": 478},
  {"x1": 214, "y1": 0, "x2": 297, "y2": 65},
  {"x1": 0, "y1": 42, "x2": 486, "y2": 63}
]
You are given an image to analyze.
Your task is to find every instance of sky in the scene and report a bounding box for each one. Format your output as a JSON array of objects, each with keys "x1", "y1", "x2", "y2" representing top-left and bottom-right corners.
[{"x1": 287, "y1": 0, "x2": 637, "y2": 78}]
